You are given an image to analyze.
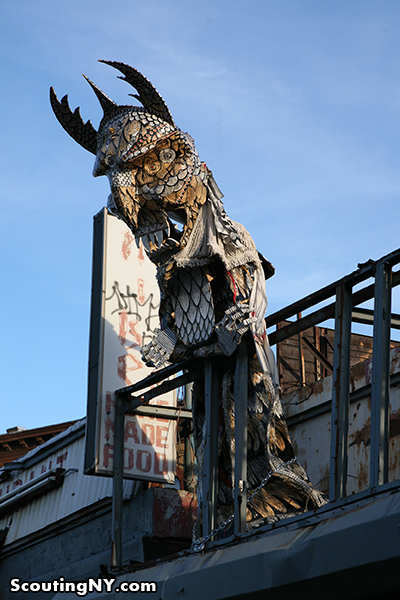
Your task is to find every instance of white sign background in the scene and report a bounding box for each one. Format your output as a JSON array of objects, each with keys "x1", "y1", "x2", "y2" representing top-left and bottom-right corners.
[{"x1": 86, "y1": 209, "x2": 176, "y2": 483}]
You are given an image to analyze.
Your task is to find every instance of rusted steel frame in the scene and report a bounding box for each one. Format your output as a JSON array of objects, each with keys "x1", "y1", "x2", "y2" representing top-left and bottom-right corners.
[
  {"x1": 125, "y1": 371, "x2": 200, "y2": 412},
  {"x1": 115, "y1": 358, "x2": 201, "y2": 399},
  {"x1": 297, "y1": 313, "x2": 306, "y2": 386},
  {"x1": 301, "y1": 336, "x2": 333, "y2": 374},
  {"x1": 352, "y1": 307, "x2": 400, "y2": 330},
  {"x1": 329, "y1": 282, "x2": 352, "y2": 502},
  {"x1": 370, "y1": 261, "x2": 392, "y2": 489},
  {"x1": 267, "y1": 248, "x2": 400, "y2": 329},
  {"x1": 111, "y1": 393, "x2": 125, "y2": 569},
  {"x1": 202, "y1": 358, "x2": 219, "y2": 539},
  {"x1": 279, "y1": 357, "x2": 302, "y2": 383},
  {"x1": 268, "y1": 268, "x2": 400, "y2": 347},
  {"x1": 184, "y1": 382, "x2": 195, "y2": 493},
  {"x1": 128, "y1": 405, "x2": 192, "y2": 420},
  {"x1": 234, "y1": 342, "x2": 248, "y2": 534}
]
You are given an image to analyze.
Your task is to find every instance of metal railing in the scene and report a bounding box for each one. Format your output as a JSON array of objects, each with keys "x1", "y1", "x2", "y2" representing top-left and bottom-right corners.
[{"x1": 110, "y1": 247, "x2": 400, "y2": 566}]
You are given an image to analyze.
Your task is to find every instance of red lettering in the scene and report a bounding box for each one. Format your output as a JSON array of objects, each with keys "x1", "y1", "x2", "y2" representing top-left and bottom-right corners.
[
  {"x1": 137, "y1": 279, "x2": 145, "y2": 305},
  {"x1": 57, "y1": 452, "x2": 68, "y2": 468},
  {"x1": 118, "y1": 353, "x2": 143, "y2": 386},
  {"x1": 156, "y1": 426, "x2": 169, "y2": 449},
  {"x1": 106, "y1": 391, "x2": 115, "y2": 413},
  {"x1": 30, "y1": 471, "x2": 35, "y2": 480},
  {"x1": 141, "y1": 424, "x2": 155, "y2": 446},
  {"x1": 154, "y1": 453, "x2": 169, "y2": 475},
  {"x1": 128, "y1": 321, "x2": 141, "y2": 346},
  {"x1": 137, "y1": 239, "x2": 145, "y2": 265},
  {"x1": 125, "y1": 420, "x2": 140, "y2": 444},
  {"x1": 41, "y1": 465, "x2": 47, "y2": 474},
  {"x1": 121, "y1": 230, "x2": 134, "y2": 261},
  {"x1": 118, "y1": 310, "x2": 128, "y2": 345},
  {"x1": 136, "y1": 449, "x2": 152, "y2": 473},
  {"x1": 124, "y1": 448, "x2": 134, "y2": 470},
  {"x1": 105, "y1": 416, "x2": 114, "y2": 442},
  {"x1": 13, "y1": 479, "x2": 23, "y2": 490}
]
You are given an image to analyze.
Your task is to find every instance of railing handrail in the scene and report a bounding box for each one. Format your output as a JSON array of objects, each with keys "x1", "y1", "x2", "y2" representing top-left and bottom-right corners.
[{"x1": 266, "y1": 247, "x2": 400, "y2": 330}]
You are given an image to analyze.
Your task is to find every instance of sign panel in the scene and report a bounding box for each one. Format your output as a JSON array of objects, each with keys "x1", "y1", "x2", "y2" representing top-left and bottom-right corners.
[{"x1": 85, "y1": 208, "x2": 176, "y2": 483}]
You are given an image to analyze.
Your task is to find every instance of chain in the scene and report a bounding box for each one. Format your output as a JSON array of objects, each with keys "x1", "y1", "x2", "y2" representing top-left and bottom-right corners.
[{"x1": 192, "y1": 457, "x2": 297, "y2": 552}]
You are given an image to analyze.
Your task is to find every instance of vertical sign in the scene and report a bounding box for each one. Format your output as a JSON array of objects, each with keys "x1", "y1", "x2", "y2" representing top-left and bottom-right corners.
[{"x1": 85, "y1": 208, "x2": 176, "y2": 483}]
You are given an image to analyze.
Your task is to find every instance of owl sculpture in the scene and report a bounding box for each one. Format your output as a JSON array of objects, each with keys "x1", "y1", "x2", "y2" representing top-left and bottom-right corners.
[{"x1": 51, "y1": 61, "x2": 326, "y2": 536}]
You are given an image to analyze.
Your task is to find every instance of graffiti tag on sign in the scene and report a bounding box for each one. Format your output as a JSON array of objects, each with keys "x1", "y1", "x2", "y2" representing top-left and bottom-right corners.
[{"x1": 94, "y1": 213, "x2": 176, "y2": 483}]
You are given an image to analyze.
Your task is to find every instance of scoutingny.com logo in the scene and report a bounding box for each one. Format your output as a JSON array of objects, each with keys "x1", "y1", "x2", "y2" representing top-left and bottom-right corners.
[{"x1": 10, "y1": 577, "x2": 157, "y2": 595}]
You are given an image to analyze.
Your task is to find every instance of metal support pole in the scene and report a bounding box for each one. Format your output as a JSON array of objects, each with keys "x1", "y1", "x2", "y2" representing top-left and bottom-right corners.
[
  {"x1": 184, "y1": 382, "x2": 195, "y2": 493},
  {"x1": 234, "y1": 341, "x2": 248, "y2": 534},
  {"x1": 370, "y1": 261, "x2": 392, "y2": 489},
  {"x1": 297, "y1": 313, "x2": 306, "y2": 386},
  {"x1": 329, "y1": 283, "x2": 352, "y2": 501},
  {"x1": 202, "y1": 359, "x2": 219, "y2": 539},
  {"x1": 111, "y1": 394, "x2": 125, "y2": 568}
]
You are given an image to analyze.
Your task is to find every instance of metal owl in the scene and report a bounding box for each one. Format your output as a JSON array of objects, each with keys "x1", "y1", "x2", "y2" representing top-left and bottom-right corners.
[{"x1": 51, "y1": 61, "x2": 326, "y2": 535}]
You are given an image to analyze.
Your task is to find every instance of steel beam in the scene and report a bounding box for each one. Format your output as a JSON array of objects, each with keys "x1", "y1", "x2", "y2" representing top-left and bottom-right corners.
[
  {"x1": 234, "y1": 341, "x2": 248, "y2": 534},
  {"x1": 370, "y1": 261, "x2": 392, "y2": 489},
  {"x1": 130, "y1": 405, "x2": 192, "y2": 420},
  {"x1": 111, "y1": 394, "x2": 125, "y2": 569},
  {"x1": 202, "y1": 359, "x2": 219, "y2": 539},
  {"x1": 329, "y1": 283, "x2": 352, "y2": 501},
  {"x1": 267, "y1": 269, "x2": 400, "y2": 346}
]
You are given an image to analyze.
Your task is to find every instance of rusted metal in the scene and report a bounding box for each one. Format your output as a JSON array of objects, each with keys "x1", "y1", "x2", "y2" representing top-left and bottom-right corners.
[
  {"x1": 267, "y1": 247, "x2": 400, "y2": 331},
  {"x1": 297, "y1": 313, "x2": 306, "y2": 386},
  {"x1": 329, "y1": 283, "x2": 352, "y2": 501},
  {"x1": 125, "y1": 371, "x2": 200, "y2": 412},
  {"x1": 115, "y1": 358, "x2": 202, "y2": 399},
  {"x1": 111, "y1": 394, "x2": 125, "y2": 569},
  {"x1": 129, "y1": 405, "x2": 192, "y2": 420},
  {"x1": 151, "y1": 488, "x2": 197, "y2": 538},
  {"x1": 202, "y1": 359, "x2": 219, "y2": 539},
  {"x1": 301, "y1": 335, "x2": 333, "y2": 374},
  {"x1": 370, "y1": 260, "x2": 392, "y2": 488},
  {"x1": 234, "y1": 342, "x2": 248, "y2": 534},
  {"x1": 268, "y1": 266, "x2": 400, "y2": 347}
]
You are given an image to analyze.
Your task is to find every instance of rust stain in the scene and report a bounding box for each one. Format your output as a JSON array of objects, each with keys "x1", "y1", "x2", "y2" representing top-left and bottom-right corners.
[
  {"x1": 357, "y1": 460, "x2": 368, "y2": 492},
  {"x1": 389, "y1": 410, "x2": 400, "y2": 439},
  {"x1": 349, "y1": 411, "x2": 400, "y2": 450},
  {"x1": 349, "y1": 417, "x2": 371, "y2": 448}
]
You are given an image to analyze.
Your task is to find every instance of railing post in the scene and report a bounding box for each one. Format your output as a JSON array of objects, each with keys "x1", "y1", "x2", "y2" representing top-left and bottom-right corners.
[
  {"x1": 202, "y1": 359, "x2": 219, "y2": 539},
  {"x1": 370, "y1": 261, "x2": 392, "y2": 489},
  {"x1": 184, "y1": 381, "x2": 195, "y2": 492},
  {"x1": 111, "y1": 393, "x2": 125, "y2": 568},
  {"x1": 234, "y1": 341, "x2": 248, "y2": 534},
  {"x1": 329, "y1": 282, "x2": 352, "y2": 501}
]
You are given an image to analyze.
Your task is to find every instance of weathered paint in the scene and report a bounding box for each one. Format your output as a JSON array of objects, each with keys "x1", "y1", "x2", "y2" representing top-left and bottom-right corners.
[
  {"x1": 151, "y1": 488, "x2": 197, "y2": 538},
  {"x1": 283, "y1": 345, "x2": 400, "y2": 496}
]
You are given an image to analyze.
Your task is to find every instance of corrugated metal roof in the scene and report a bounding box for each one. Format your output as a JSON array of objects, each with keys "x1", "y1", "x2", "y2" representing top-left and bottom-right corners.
[{"x1": 0, "y1": 421, "x2": 135, "y2": 546}]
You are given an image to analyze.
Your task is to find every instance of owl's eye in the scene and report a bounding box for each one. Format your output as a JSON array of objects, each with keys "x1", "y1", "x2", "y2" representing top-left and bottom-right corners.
[
  {"x1": 144, "y1": 160, "x2": 161, "y2": 175},
  {"x1": 159, "y1": 148, "x2": 176, "y2": 163}
]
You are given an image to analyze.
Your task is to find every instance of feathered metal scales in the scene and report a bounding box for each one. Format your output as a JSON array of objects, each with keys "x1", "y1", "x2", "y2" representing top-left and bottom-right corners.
[{"x1": 51, "y1": 61, "x2": 326, "y2": 534}]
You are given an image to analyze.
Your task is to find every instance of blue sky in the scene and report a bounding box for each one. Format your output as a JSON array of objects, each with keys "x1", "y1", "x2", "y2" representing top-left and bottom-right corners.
[{"x1": 1, "y1": 1, "x2": 400, "y2": 431}]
